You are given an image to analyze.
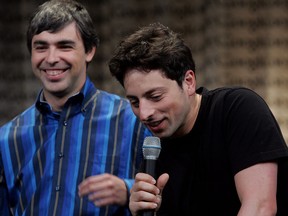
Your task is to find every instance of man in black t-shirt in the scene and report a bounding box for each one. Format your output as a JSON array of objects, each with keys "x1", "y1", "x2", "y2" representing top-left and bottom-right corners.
[{"x1": 109, "y1": 23, "x2": 288, "y2": 215}]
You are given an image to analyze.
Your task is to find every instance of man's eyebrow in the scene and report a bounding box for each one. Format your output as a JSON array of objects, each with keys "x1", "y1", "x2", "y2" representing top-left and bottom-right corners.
[
  {"x1": 144, "y1": 87, "x2": 166, "y2": 96},
  {"x1": 32, "y1": 40, "x2": 47, "y2": 46},
  {"x1": 57, "y1": 40, "x2": 76, "y2": 46},
  {"x1": 32, "y1": 40, "x2": 76, "y2": 46},
  {"x1": 126, "y1": 87, "x2": 165, "y2": 99},
  {"x1": 126, "y1": 95, "x2": 137, "y2": 101}
]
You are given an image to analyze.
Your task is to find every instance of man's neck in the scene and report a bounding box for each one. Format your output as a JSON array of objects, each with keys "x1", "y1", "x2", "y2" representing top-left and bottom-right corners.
[{"x1": 186, "y1": 93, "x2": 202, "y2": 134}]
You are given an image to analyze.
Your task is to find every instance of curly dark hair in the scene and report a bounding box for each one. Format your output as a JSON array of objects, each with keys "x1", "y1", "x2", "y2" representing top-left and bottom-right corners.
[{"x1": 109, "y1": 23, "x2": 195, "y2": 87}]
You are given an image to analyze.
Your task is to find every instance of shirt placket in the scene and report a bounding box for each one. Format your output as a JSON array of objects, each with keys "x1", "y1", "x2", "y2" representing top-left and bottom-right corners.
[{"x1": 49, "y1": 105, "x2": 72, "y2": 215}]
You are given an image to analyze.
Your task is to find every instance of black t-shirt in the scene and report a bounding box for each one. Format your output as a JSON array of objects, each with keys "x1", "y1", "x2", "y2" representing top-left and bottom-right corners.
[{"x1": 156, "y1": 87, "x2": 288, "y2": 216}]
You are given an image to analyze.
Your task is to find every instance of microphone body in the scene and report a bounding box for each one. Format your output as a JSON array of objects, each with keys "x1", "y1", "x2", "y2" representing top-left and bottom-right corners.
[
  {"x1": 141, "y1": 137, "x2": 161, "y2": 216},
  {"x1": 142, "y1": 209, "x2": 154, "y2": 216},
  {"x1": 144, "y1": 159, "x2": 157, "y2": 178}
]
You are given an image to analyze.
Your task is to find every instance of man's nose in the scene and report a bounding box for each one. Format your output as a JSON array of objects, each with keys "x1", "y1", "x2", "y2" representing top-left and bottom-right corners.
[
  {"x1": 139, "y1": 102, "x2": 154, "y2": 122},
  {"x1": 46, "y1": 48, "x2": 60, "y2": 64}
]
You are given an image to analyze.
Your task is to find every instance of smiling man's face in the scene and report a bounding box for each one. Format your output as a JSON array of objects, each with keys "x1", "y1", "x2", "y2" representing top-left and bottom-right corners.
[
  {"x1": 31, "y1": 22, "x2": 95, "y2": 100},
  {"x1": 124, "y1": 68, "x2": 198, "y2": 138}
]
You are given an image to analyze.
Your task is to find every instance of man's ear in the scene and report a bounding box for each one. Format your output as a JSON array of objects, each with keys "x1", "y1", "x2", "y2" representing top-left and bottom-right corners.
[
  {"x1": 183, "y1": 70, "x2": 196, "y2": 95},
  {"x1": 86, "y1": 46, "x2": 96, "y2": 63}
]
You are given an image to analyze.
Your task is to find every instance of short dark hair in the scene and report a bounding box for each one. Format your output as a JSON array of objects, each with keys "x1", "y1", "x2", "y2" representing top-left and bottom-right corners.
[
  {"x1": 26, "y1": 0, "x2": 99, "y2": 54},
  {"x1": 109, "y1": 23, "x2": 195, "y2": 87}
]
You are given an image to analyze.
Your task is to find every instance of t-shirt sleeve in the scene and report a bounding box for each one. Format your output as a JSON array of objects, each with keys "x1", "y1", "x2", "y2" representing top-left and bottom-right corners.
[{"x1": 224, "y1": 88, "x2": 288, "y2": 175}]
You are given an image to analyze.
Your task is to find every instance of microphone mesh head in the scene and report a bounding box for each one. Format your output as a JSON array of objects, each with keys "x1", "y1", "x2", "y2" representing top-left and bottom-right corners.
[{"x1": 142, "y1": 136, "x2": 161, "y2": 160}]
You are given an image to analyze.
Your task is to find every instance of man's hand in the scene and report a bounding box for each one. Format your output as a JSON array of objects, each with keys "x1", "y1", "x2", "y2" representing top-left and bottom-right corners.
[
  {"x1": 78, "y1": 173, "x2": 128, "y2": 207},
  {"x1": 129, "y1": 173, "x2": 169, "y2": 216}
]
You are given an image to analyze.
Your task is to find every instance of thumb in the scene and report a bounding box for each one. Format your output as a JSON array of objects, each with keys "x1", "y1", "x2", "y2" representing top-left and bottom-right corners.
[
  {"x1": 157, "y1": 173, "x2": 169, "y2": 192},
  {"x1": 155, "y1": 173, "x2": 169, "y2": 211}
]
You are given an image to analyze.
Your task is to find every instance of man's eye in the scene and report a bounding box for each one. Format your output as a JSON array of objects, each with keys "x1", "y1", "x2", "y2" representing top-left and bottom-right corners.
[
  {"x1": 59, "y1": 45, "x2": 73, "y2": 50},
  {"x1": 34, "y1": 46, "x2": 47, "y2": 51},
  {"x1": 130, "y1": 100, "x2": 139, "y2": 108},
  {"x1": 150, "y1": 95, "x2": 162, "y2": 101}
]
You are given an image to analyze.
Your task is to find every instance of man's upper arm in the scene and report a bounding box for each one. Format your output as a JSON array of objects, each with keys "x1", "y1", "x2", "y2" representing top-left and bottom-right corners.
[{"x1": 234, "y1": 162, "x2": 278, "y2": 216}]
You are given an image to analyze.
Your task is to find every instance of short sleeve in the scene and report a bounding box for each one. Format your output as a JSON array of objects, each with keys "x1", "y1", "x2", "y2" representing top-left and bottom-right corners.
[{"x1": 224, "y1": 88, "x2": 288, "y2": 174}]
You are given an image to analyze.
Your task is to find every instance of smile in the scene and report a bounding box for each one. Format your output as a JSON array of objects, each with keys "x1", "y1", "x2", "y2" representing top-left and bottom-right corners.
[
  {"x1": 44, "y1": 69, "x2": 66, "y2": 76},
  {"x1": 41, "y1": 68, "x2": 70, "y2": 78},
  {"x1": 148, "y1": 120, "x2": 162, "y2": 127},
  {"x1": 146, "y1": 119, "x2": 165, "y2": 131}
]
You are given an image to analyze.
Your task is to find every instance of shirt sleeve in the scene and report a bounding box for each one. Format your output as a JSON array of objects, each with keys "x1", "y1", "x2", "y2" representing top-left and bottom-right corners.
[
  {"x1": 0, "y1": 153, "x2": 12, "y2": 216},
  {"x1": 224, "y1": 88, "x2": 288, "y2": 175},
  {"x1": 123, "y1": 178, "x2": 134, "y2": 206}
]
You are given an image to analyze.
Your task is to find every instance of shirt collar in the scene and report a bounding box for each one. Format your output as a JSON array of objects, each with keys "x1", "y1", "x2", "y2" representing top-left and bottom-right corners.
[{"x1": 35, "y1": 77, "x2": 95, "y2": 114}]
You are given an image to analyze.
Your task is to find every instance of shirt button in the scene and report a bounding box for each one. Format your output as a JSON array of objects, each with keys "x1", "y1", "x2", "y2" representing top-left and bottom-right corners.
[
  {"x1": 58, "y1": 152, "x2": 64, "y2": 158},
  {"x1": 55, "y1": 185, "x2": 61, "y2": 191},
  {"x1": 63, "y1": 121, "x2": 67, "y2": 126}
]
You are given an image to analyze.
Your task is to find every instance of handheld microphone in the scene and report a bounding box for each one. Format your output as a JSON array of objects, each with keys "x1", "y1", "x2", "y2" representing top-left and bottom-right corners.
[{"x1": 142, "y1": 136, "x2": 161, "y2": 216}]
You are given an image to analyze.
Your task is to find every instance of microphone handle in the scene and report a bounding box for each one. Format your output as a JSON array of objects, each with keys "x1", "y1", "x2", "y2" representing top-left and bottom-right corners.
[
  {"x1": 144, "y1": 159, "x2": 157, "y2": 178},
  {"x1": 141, "y1": 159, "x2": 157, "y2": 216},
  {"x1": 142, "y1": 211, "x2": 154, "y2": 216}
]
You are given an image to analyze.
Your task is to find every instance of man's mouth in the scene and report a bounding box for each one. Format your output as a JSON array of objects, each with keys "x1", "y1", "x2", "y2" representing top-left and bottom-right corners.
[
  {"x1": 146, "y1": 119, "x2": 164, "y2": 130},
  {"x1": 44, "y1": 69, "x2": 66, "y2": 76}
]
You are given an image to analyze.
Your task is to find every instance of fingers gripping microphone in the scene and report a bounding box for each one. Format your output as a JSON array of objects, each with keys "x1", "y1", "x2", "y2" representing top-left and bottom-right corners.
[{"x1": 142, "y1": 136, "x2": 161, "y2": 216}]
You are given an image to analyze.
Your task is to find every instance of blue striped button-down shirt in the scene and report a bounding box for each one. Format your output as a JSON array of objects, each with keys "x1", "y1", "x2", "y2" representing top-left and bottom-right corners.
[{"x1": 0, "y1": 77, "x2": 151, "y2": 216}]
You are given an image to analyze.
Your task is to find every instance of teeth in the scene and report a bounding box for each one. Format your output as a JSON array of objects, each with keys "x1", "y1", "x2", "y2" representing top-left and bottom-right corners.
[
  {"x1": 149, "y1": 121, "x2": 160, "y2": 127},
  {"x1": 45, "y1": 70, "x2": 64, "y2": 76}
]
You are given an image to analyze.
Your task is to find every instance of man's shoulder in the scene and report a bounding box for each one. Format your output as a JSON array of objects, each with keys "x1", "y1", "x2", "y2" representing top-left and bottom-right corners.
[
  {"x1": 96, "y1": 89, "x2": 130, "y2": 106},
  {"x1": 0, "y1": 104, "x2": 37, "y2": 130},
  {"x1": 202, "y1": 86, "x2": 264, "y2": 103},
  {"x1": 204, "y1": 86, "x2": 255, "y2": 95}
]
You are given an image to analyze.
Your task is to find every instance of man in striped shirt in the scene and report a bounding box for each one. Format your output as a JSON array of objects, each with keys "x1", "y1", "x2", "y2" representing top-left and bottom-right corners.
[{"x1": 0, "y1": 0, "x2": 151, "y2": 215}]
